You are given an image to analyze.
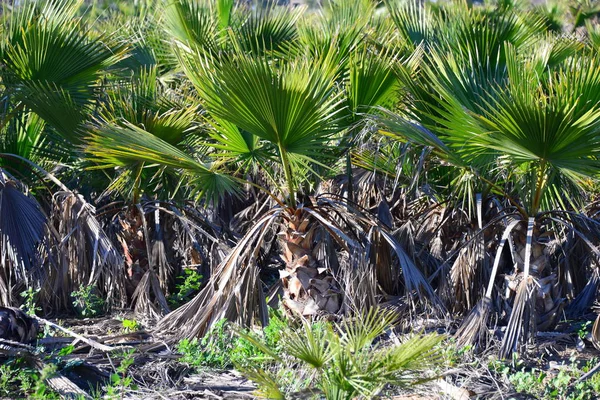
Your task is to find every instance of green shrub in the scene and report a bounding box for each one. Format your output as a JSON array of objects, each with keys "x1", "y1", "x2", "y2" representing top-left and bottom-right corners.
[
  {"x1": 176, "y1": 307, "x2": 290, "y2": 370},
  {"x1": 177, "y1": 319, "x2": 234, "y2": 369},
  {"x1": 0, "y1": 360, "x2": 60, "y2": 399},
  {"x1": 498, "y1": 357, "x2": 600, "y2": 400},
  {"x1": 235, "y1": 308, "x2": 444, "y2": 399},
  {"x1": 71, "y1": 286, "x2": 105, "y2": 318},
  {"x1": 168, "y1": 269, "x2": 203, "y2": 308}
]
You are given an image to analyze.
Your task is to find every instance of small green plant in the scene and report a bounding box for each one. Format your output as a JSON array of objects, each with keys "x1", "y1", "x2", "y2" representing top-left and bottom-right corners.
[
  {"x1": 509, "y1": 368, "x2": 546, "y2": 395},
  {"x1": 105, "y1": 349, "x2": 137, "y2": 400},
  {"x1": 20, "y1": 287, "x2": 41, "y2": 316},
  {"x1": 235, "y1": 308, "x2": 444, "y2": 399},
  {"x1": 31, "y1": 364, "x2": 60, "y2": 400},
  {"x1": 176, "y1": 312, "x2": 287, "y2": 371},
  {"x1": 168, "y1": 269, "x2": 203, "y2": 307},
  {"x1": 438, "y1": 338, "x2": 472, "y2": 368},
  {"x1": 121, "y1": 319, "x2": 140, "y2": 333},
  {"x1": 0, "y1": 359, "x2": 59, "y2": 399},
  {"x1": 177, "y1": 319, "x2": 235, "y2": 369},
  {"x1": 57, "y1": 344, "x2": 75, "y2": 357},
  {"x1": 71, "y1": 285, "x2": 105, "y2": 318},
  {"x1": 578, "y1": 321, "x2": 592, "y2": 340},
  {"x1": 495, "y1": 356, "x2": 600, "y2": 400}
]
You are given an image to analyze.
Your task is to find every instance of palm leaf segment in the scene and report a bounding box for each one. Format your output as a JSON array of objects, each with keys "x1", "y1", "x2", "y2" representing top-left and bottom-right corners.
[
  {"x1": 0, "y1": 171, "x2": 46, "y2": 273},
  {"x1": 382, "y1": 51, "x2": 600, "y2": 215},
  {"x1": 89, "y1": 66, "x2": 204, "y2": 200},
  {"x1": 85, "y1": 121, "x2": 236, "y2": 203},
  {"x1": 0, "y1": 0, "x2": 128, "y2": 143}
]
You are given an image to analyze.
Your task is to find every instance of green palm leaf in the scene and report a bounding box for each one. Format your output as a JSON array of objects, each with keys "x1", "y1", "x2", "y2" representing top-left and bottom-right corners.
[
  {"x1": 85, "y1": 121, "x2": 238, "y2": 203},
  {"x1": 378, "y1": 43, "x2": 600, "y2": 215},
  {"x1": 164, "y1": 0, "x2": 220, "y2": 54},
  {"x1": 232, "y1": 2, "x2": 302, "y2": 55},
  {"x1": 1, "y1": 0, "x2": 128, "y2": 142},
  {"x1": 180, "y1": 48, "x2": 346, "y2": 202}
]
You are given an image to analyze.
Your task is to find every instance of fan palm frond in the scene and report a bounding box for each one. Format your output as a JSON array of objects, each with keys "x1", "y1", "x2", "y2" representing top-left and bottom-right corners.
[
  {"x1": 179, "y1": 48, "x2": 346, "y2": 204},
  {"x1": 1, "y1": 0, "x2": 129, "y2": 142},
  {"x1": 233, "y1": 1, "x2": 302, "y2": 55},
  {"x1": 85, "y1": 121, "x2": 238, "y2": 203},
  {"x1": 163, "y1": 0, "x2": 221, "y2": 54},
  {"x1": 0, "y1": 172, "x2": 46, "y2": 273}
]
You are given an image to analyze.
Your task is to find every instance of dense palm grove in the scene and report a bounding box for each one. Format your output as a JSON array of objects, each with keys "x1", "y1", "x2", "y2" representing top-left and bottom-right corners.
[{"x1": 2, "y1": 0, "x2": 600, "y2": 397}]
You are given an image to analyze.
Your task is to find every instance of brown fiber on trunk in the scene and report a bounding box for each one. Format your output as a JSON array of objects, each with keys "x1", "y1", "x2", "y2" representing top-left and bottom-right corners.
[{"x1": 280, "y1": 208, "x2": 341, "y2": 316}]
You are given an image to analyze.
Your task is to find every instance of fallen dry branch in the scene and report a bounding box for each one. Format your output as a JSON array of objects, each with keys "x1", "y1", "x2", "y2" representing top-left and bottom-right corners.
[
  {"x1": 0, "y1": 337, "x2": 36, "y2": 358},
  {"x1": 34, "y1": 316, "x2": 116, "y2": 353}
]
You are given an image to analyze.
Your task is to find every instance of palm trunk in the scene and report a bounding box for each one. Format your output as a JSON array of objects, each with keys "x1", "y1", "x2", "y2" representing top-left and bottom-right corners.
[
  {"x1": 279, "y1": 208, "x2": 341, "y2": 316},
  {"x1": 501, "y1": 219, "x2": 562, "y2": 357}
]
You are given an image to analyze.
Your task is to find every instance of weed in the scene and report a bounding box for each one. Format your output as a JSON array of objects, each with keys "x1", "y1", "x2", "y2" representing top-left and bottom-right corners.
[
  {"x1": 105, "y1": 349, "x2": 137, "y2": 400},
  {"x1": 71, "y1": 285, "x2": 105, "y2": 318},
  {"x1": 176, "y1": 311, "x2": 287, "y2": 370},
  {"x1": 578, "y1": 321, "x2": 593, "y2": 340},
  {"x1": 0, "y1": 359, "x2": 59, "y2": 399},
  {"x1": 168, "y1": 269, "x2": 203, "y2": 308},
  {"x1": 20, "y1": 287, "x2": 41, "y2": 316},
  {"x1": 177, "y1": 319, "x2": 235, "y2": 369},
  {"x1": 57, "y1": 344, "x2": 75, "y2": 357},
  {"x1": 495, "y1": 356, "x2": 600, "y2": 400},
  {"x1": 32, "y1": 364, "x2": 60, "y2": 399},
  {"x1": 438, "y1": 338, "x2": 473, "y2": 367},
  {"x1": 121, "y1": 318, "x2": 140, "y2": 333}
]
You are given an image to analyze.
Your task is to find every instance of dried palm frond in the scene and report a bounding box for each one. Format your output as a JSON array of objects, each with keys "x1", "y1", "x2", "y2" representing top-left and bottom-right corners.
[
  {"x1": 565, "y1": 267, "x2": 600, "y2": 319},
  {"x1": 132, "y1": 269, "x2": 170, "y2": 322},
  {"x1": 155, "y1": 209, "x2": 281, "y2": 339},
  {"x1": 317, "y1": 195, "x2": 441, "y2": 310},
  {"x1": 456, "y1": 218, "x2": 521, "y2": 350},
  {"x1": 449, "y1": 240, "x2": 481, "y2": 313},
  {"x1": 0, "y1": 171, "x2": 46, "y2": 280},
  {"x1": 500, "y1": 276, "x2": 538, "y2": 359},
  {"x1": 592, "y1": 309, "x2": 600, "y2": 351},
  {"x1": 500, "y1": 217, "x2": 538, "y2": 359},
  {"x1": 338, "y1": 250, "x2": 378, "y2": 314},
  {"x1": 0, "y1": 306, "x2": 38, "y2": 343},
  {"x1": 41, "y1": 191, "x2": 125, "y2": 313},
  {"x1": 448, "y1": 198, "x2": 479, "y2": 311}
]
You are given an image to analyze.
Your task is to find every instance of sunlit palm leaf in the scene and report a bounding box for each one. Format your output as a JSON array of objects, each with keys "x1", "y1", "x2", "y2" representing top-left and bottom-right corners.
[
  {"x1": 85, "y1": 121, "x2": 238, "y2": 202},
  {"x1": 180, "y1": 48, "x2": 346, "y2": 199},
  {"x1": 164, "y1": 0, "x2": 220, "y2": 54},
  {"x1": 1, "y1": 0, "x2": 129, "y2": 142},
  {"x1": 233, "y1": 2, "x2": 302, "y2": 55},
  {"x1": 283, "y1": 319, "x2": 336, "y2": 369},
  {"x1": 377, "y1": 40, "x2": 600, "y2": 215}
]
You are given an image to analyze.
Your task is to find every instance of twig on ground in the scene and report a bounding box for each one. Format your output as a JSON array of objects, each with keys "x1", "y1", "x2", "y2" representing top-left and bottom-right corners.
[{"x1": 34, "y1": 316, "x2": 116, "y2": 352}]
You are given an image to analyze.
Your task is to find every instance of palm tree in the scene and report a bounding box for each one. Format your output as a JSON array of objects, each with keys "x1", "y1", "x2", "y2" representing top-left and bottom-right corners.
[
  {"x1": 84, "y1": 0, "x2": 441, "y2": 338},
  {"x1": 376, "y1": 38, "x2": 600, "y2": 357},
  {"x1": 0, "y1": 0, "x2": 127, "y2": 313}
]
